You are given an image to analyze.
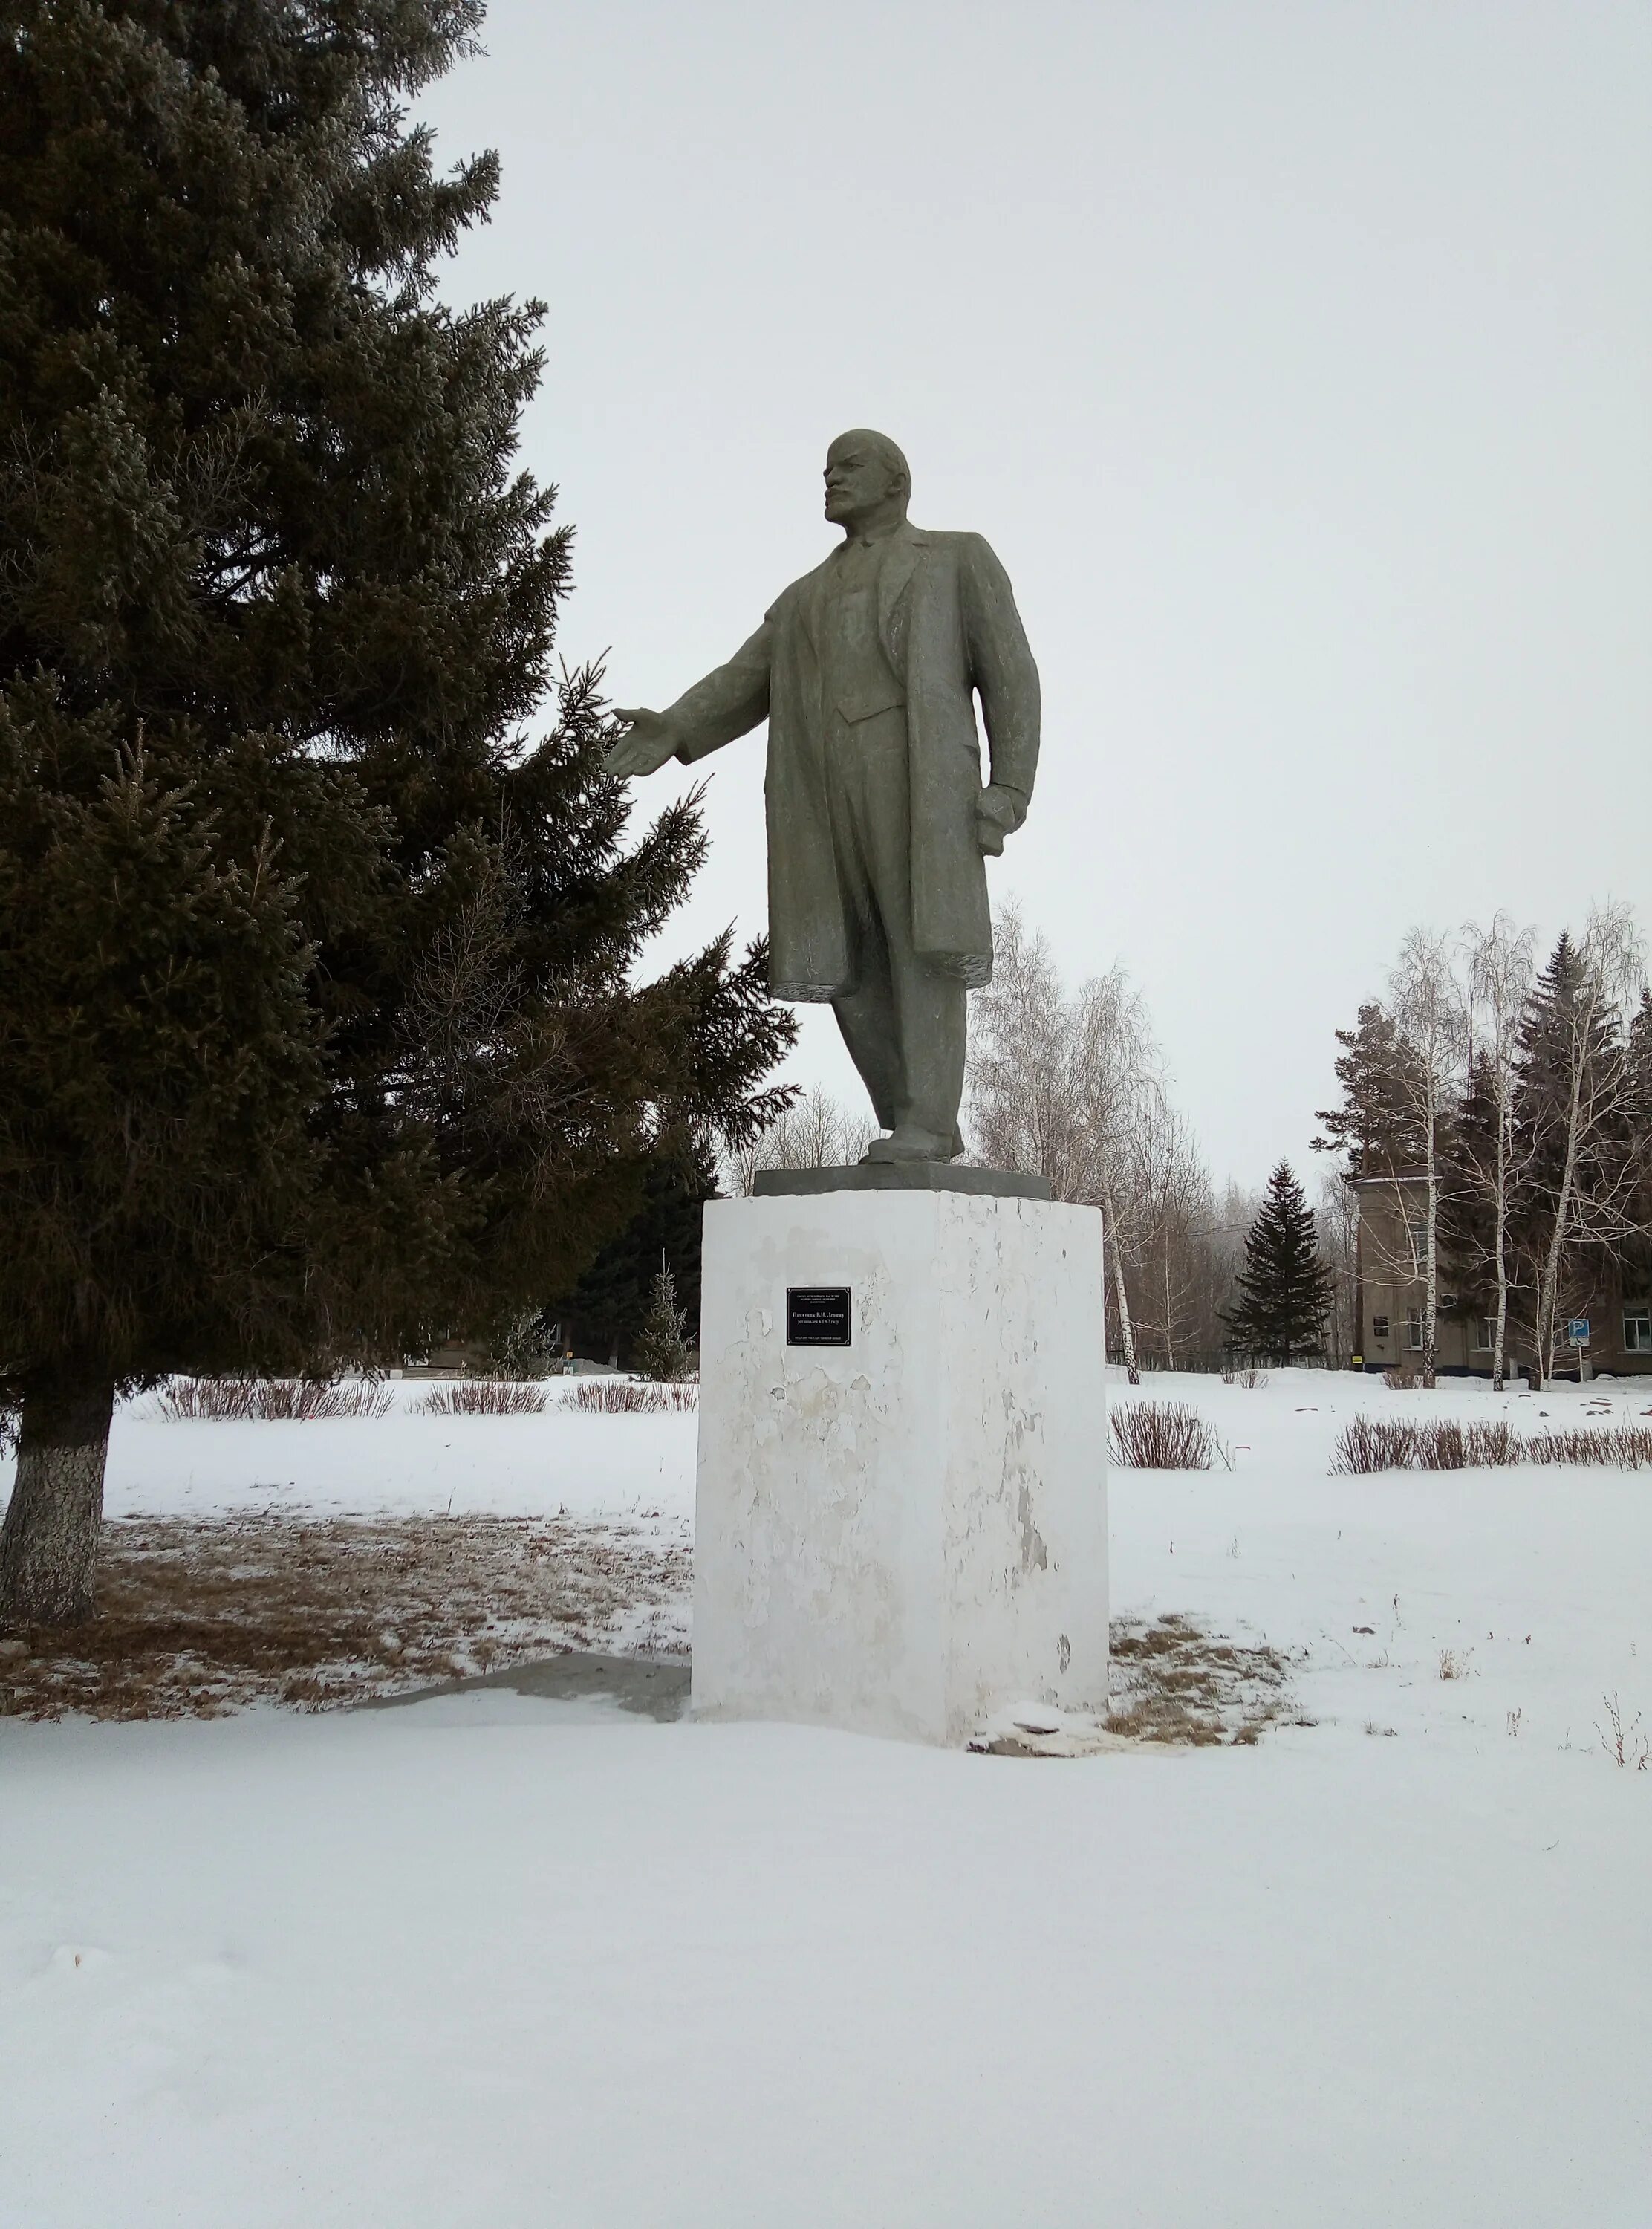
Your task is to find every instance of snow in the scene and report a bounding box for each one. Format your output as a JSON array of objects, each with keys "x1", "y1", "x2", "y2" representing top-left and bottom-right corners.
[
  {"x1": 3, "y1": 1368, "x2": 1651, "y2": 2226},
  {"x1": 97, "y1": 1383, "x2": 697, "y2": 1526}
]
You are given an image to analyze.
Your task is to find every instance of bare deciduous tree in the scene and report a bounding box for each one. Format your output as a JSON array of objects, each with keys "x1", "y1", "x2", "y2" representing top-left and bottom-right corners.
[
  {"x1": 1518, "y1": 906, "x2": 1648, "y2": 1385},
  {"x1": 1386, "y1": 928, "x2": 1466, "y2": 1387},
  {"x1": 1459, "y1": 913, "x2": 1536, "y2": 1389},
  {"x1": 724, "y1": 1084, "x2": 874, "y2": 1196},
  {"x1": 968, "y1": 903, "x2": 1164, "y2": 1381},
  {"x1": 1315, "y1": 1164, "x2": 1360, "y2": 1369}
]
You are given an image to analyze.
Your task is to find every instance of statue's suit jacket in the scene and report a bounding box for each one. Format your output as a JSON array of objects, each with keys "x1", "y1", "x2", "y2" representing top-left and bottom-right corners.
[{"x1": 666, "y1": 522, "x2": 1040, "y2": 998}]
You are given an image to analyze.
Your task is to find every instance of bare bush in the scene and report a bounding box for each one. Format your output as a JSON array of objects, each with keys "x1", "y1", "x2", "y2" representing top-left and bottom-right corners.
[
  {"x1": 559, "y1": 1380, "x2": 698, "y2": 1415},
  {"x1": 1411, "y1": 1419, "x2": 1523, "y2": 1470},
  {"x1": 1333, "y1": 1414, "x2": 1644, "y2": 1473},
  {"x1": 1596, "y1": 1692, "x2": 1651, "y2": 1770},
  {"x1": 1526, "y1": 1424, "x2": 1652, "y2": 1470},
  {"x1": 1382, "y1": 1368, "x2": 1417, "y2": 1390},
  {"x1": 1437, "y1": 1646, "x2": 1474, "y2": 1681},
  {"x1": 154, "y1": 1378, "x2": 394, "y2": 1421},
  {"x1": 416, "y1": 1382, "x2": 548, "y2": 1416},
  {"x1": 1331, "y1": 1416, "x2": 1419, "y2": 1473},
  {"x1": 1108, "y1": 1401, "x2": 1231, "y2": 1470}
]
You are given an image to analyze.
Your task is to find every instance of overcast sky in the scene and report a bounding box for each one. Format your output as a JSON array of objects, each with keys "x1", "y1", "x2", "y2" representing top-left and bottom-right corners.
[{"x1": 417, "y1": 1, "x2": 1651, "y2": 1192}]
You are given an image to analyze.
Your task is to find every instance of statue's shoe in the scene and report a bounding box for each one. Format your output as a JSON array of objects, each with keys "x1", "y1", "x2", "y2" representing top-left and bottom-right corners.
[{"x1": 865, "y1": 1125, "x2": 954, "y2": 1164}]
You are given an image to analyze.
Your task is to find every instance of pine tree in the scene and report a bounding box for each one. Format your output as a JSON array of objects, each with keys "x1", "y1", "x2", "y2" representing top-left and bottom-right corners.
[
  {"x1": 1223, "y1": 1162, "x2": 1332, "y2": 1365},
  {"x1": 0, "y1": 4, "x2": 791, "y2": 1623},
  {"x1": 632, "y1": 1262, "x2": 695, "y2": 1384}
]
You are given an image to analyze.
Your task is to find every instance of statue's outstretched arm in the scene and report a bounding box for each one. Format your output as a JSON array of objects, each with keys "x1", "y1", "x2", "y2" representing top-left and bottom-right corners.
[{"x1": 608, "y1": 622, "x2": 774, "y2": 779}]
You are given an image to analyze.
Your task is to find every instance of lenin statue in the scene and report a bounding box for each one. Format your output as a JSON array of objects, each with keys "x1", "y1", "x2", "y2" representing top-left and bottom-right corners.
[{"x1": 605, "y1": 431, "x2": 1040, "y2": 1166}]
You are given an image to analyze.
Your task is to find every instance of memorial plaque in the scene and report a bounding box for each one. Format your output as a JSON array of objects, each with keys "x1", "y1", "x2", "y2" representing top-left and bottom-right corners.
[{"x1": 787, "y1": 1285, "x2": 851, "y2": 1346}]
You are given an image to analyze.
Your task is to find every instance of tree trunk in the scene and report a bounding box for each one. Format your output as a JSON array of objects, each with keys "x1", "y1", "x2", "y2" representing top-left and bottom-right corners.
[
  {"x1": 1099, "y1": 1179, "x2": 1139, "y2": 1384},
  {"x1": 1420, "y1": 1112, "x2": 1439, "y2": 1390},
  {"x1": 0, "y1": 1379, "x2": 116, "y2": 1626},
  {"x1": 1491, "y1": 1109, "x2": 1509, "y2": 1394}
]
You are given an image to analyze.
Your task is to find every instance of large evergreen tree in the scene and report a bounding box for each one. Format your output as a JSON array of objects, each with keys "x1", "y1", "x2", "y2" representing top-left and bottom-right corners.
[
  {"x1": 0, "y1": 1, "x2": 791, "y2": 1623},
  {"x1": 1223, "y1": 1161, "x2": 1332, "y2": 1365},
  {"x1": 1313, "y1": 1002, "x2": 1424, "y2": 1361}
]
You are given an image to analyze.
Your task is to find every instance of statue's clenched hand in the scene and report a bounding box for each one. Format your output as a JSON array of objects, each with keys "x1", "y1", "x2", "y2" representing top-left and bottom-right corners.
[
  {"x1": 975, "y1": 782, "x2": 1027, "y2": 857},
  {"x1": 605, "y1": 707, "x2": 681, "y2": 778}
]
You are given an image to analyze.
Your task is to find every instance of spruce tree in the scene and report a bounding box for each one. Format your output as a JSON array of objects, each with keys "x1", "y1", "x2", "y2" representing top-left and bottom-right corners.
[
  {"x1": 1223, "y1": 1162, "x2": 1332, "y2": 1365},
  {"x1": 0, "y1": 3, "x2": 791, "y2": 1623},
  {"x1": 1313, "y1": 1002, "x2": 1424, "y2": 1360},
  {"x1": 632, "y1": 1262, "x2": 695, "y2": 1385}
]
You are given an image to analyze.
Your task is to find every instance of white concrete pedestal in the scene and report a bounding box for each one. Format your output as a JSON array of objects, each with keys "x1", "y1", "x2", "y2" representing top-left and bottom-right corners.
[{"x1": 692, "y1": 1187, "x2": 1108, "y2": 1745}]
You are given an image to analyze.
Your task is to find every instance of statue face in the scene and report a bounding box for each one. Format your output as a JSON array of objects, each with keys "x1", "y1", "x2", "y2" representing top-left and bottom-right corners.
[{"x1": 824, "y1": 436, "x2": 902, "y2": 528}]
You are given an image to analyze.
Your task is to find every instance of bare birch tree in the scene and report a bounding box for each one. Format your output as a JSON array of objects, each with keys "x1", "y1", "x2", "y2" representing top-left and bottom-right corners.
[
  {"x1": 1516, "y1": 905, "x2": 1648, "y2": 1384},
  {"x1": 725, "y1": 1085, "x2": 874, "y2": 1195},
  {"x1": 1069, "y1": 968, "x2": 1164, "y2": 1383},
  {"x1": 1387, "y1": 928, "x2": 1466, "y2": 1386},
  {"x1": 968, "y1": 903, "x2": 1163, "y2": 1381},
  {"x1": 1458, "y1": 913, "x2": 1536, "y2": 1389},
  {"x1": 1315, "y1": 1164, "x2": 1360, "y2": 1369},
  {"x1": 1128, "y1": 1106, "x2": 1214, "y2": 1371},
  {"x1": 967, "y1": 901, "x2": 1093, "y2": 1196}
]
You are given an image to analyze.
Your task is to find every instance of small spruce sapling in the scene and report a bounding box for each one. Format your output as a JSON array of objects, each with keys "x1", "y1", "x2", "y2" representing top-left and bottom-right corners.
[{"x1": 633, "y1": 1264, "x2": 695, "y2": 1383}]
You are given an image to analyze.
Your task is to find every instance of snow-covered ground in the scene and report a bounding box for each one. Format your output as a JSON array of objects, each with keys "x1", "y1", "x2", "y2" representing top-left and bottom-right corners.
[{"x1": 3, "y1": 1369, "x2": 1650, "y2": 2227}]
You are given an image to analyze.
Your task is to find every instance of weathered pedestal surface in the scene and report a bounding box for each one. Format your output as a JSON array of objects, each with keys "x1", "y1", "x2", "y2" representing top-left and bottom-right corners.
[{"x1": 692, "y1": 1180, "x2": 1108, "y2": 1745}]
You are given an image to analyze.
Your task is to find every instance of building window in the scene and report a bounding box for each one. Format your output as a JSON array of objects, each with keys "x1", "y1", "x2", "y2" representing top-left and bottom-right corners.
[
  {"x1": 1625, "y1": 1308, "x2": 1652, "y2": 1355},
  {"x1": 1371, "y1": 1314, "x2": 1390, "y2": 1341},
  {"x1": 1405, "y1": 1309, "x2": 1424, "y2": 1351},
  {"x1": 1474, "y1": 1317, "x2": 1495, "y2": 1351},
  {"x1": 1407, "y1": 1218, "x2": 1428, "y2": 1271}
]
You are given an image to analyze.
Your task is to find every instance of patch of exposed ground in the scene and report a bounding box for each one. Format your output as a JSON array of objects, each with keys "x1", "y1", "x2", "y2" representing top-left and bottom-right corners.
[
  {"x1": 2, "y1": 1522, "x2": 1300, "y2": 1746},
  {"x1": 0, "y1": 1513, "x2": 689, "y2": 1721},
  {"x1": 1105, "y1": 1612, "x2": 1305, "y2": 1748}
]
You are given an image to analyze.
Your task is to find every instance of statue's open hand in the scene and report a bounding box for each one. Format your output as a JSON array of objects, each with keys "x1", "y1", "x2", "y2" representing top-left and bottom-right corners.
[
  {"x1": 975, "y1": 783, "x2": 1027, "y2": 857},
  {"x1": 605, "y1": 708, "x2": 680, "y2": 779}
]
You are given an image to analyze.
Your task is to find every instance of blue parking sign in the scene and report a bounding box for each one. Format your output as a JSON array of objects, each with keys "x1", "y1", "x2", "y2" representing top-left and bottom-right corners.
[{"x1": 1566, "y1": 1318, "x2": 1590, "y2": 1346}]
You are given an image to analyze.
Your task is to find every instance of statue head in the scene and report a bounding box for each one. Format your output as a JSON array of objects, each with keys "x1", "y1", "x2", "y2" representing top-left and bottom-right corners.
[{"x1": 824, "y1": 429, "x2": 910, "y2": 534}]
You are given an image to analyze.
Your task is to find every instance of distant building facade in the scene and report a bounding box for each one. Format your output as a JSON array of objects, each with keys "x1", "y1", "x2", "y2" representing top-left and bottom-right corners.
[{"x1": 1351, "y1": 1175, "x2": 1651, "y2": 1380}]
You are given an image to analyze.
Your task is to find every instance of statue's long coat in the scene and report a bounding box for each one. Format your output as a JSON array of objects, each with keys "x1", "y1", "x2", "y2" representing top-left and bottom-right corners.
[{"x1": 666, "y1": 522, "x2": 1040, "y2": 997}]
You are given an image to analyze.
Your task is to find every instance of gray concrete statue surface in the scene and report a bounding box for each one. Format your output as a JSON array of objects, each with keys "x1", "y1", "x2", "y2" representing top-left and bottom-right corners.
[{"x1": 605, "y1": 431, "x2": 1040, "y2": 1164}]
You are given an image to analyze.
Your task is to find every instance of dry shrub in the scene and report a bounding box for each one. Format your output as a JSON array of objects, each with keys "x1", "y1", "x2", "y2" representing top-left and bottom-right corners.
[
  {"x1": 1411, "y1": 1419, "x2": 1522, "y2": 1470},
  {"x1": 1331, "y1": 1416, "x2": 1418, "y2": 1474},
  {"x1": 1333, "y1": 1414, "x2": 1646, "y2": 1475},
  {"x1": 154, "y1": 1378, "x2": 394, "y2": 1421},
  {"x1": 1437, "y1": 1646, "x2": 1474, "y2": 1681},
  {"x1": 1526, "y1": 1424, "x2": 1652, "y2": 1470},
  {"x1": 559, "y1": 1380, "x2": 697, "y2": 1415},
  {"x1": 417, "y1": 1380, "x2": 547, "y2": 1416},
  {"x1": 1108, "y1": 1401, "x2": 1231, "y2": 1470},
  {"x1": 1382, "y1": 1368, "x2": 1417, "y2": 1390},
  {"x1": 1236, "y1": 1367, "x2": 1269, "y2": 1389}
]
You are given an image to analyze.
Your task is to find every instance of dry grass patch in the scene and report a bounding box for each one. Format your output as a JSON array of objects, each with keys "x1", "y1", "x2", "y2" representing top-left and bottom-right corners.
[
  {"x1": 1106, "y1": 1613, "x2": 1300, "y2": 1746},
  {"x1": 0, "y1": 1513, "x2": 689, "y2": 1720}
]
